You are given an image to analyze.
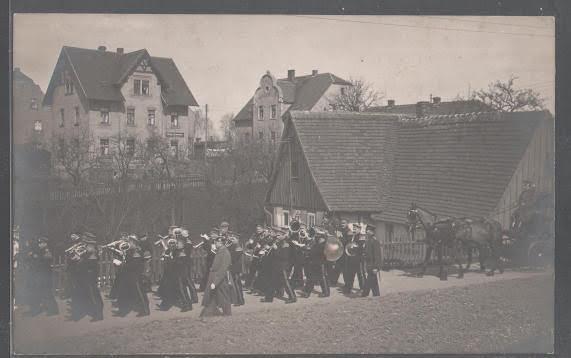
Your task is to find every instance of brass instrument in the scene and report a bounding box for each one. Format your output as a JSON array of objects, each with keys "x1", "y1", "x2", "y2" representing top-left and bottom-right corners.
[
  {"x1": 65, "y1": 242, "x2": 87, "y2": 261},
  {"x1": 323, "y1": 232, "x2": 344, "y2": 262},
  {"x1": 289, "y1": 219, "x2": 301, "y2": 234}
]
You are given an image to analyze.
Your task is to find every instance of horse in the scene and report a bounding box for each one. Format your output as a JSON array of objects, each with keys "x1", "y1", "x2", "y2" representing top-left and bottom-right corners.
[{"x1": 407, "y1": 203, "x2": 504, "y2": 280}]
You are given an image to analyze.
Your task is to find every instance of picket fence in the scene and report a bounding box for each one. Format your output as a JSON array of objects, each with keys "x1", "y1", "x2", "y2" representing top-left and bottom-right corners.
[{"x1": 50, "y1": 241, "x2": 478, "y2": 294}]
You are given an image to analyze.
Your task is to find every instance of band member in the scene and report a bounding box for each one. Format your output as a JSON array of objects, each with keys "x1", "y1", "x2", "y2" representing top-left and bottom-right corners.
[
  {"x1": 108, "y1": 232, "x2": 129, "y2": 302},
  {"x1": 244, "y1": 224, "x2": 264, "y2": 289},
  {"x1": 66, "y1": 232, "x2": 104, "y2": 322},
  {"x1": 361, "y1": 224, "x2": 382, "y2": 297},
  {"x1": 157, "y1": 228, "x2": 193, "y2": 312},
  {"x1": 326, "y1": 219, "x2": 350, "y2": 286},
  {"x1": 199, "y1": 229, "x2": 218, "y2": 292},
  {"x1": 255, "y1": 231, "x2": 273, "y2": 297},
  {"x1": 289, "y1": 222, "x2": 307, "y2": 290},
  {"x1": 110, "y1": 235, "x2": 150, "y2": 317},
  {"x1": 263, "y1": 233, "x2": 297, "y2": 304},
  {"x1": 228, "y1": 236, "x2": 245, "y2": 306},
  {"x1": 200, "y1": 236, "x2": 234, "y2": 317},
  {"x1": 343, "y1": 224, "x2": 366, "y2": 294},
  {"x1": 24, "y1": 236, "x2": 59, "y2": 316},
  {"x1": 302, "y1": 232, "x2": 330, "y2": 298}
]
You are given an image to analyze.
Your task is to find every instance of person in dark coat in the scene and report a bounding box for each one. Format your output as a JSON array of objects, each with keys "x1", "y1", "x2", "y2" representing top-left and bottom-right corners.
[
  {"x1": 361, "y1": 225, "x2": 382, "y2": 297},
  {"x1": 25, "y1": 236, "x2": 59, "y2": 316},
  {"x1": 157, "y1": 229, "x2": 193, "y2": 312},
  {"x1": 244, "y1": 224, "x2": 265, "y2": 289},
  {"x1": 301, "y1": 233, "x2": 330, "y2": 298},
  {"x1": 200, "y1": 237, "x2": 234, "y2": 317},
  {"x1": 343, "y1": 223, "x2": 366, "y2": 294},
  {"x1": 289, "y1": 223, "x2": 306, "y2": 289},
  {"x1": 327, "y1": 219, "x2": 351, "y2": 286},
  {"x1": 261, "y1": 233, "x2": 297, "y2": 304},
  {"x1": 199, "y1": 230, "x2": 218, "y2": 292},
  {"x1": 229, "y1": 236, "x2": 245, "y2": 306},
  {"x1": 181, "y1": 229, "x2": 199, "y2": 304}
]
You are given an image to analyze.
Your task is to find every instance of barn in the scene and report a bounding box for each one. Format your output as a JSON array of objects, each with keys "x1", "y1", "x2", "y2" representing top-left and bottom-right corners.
[{"x1": 265, "y1": 110, "x2": 554, "y2": 243}]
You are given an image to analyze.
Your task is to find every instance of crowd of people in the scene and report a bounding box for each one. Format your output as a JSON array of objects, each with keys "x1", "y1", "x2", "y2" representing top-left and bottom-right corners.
[{"x1": 15, "y1": 219, "x2": 383, "y2": 321}]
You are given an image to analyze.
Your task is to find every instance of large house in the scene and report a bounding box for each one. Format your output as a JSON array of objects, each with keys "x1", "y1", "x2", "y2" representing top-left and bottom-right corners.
[
  {"x1": 265, "y1": 110, "x2": 554, "y2": 242},
  {"x1": 43, "y1": 45, "x2": 199, "y2": 160},
  {"x1": 13, "y1": 68, "x2": 52, "y2": 147},
  {"x1": 233, "y1": 69, "x2": 352, "y2": 145}
]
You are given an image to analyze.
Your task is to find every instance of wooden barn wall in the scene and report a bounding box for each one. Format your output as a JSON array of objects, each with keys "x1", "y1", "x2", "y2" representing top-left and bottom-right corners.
[
  {"x1": 268, "y1": 124, "x2": 328, "y2": 213},
  {"x1": 491, "y1": 119, "x2": 555, "y2": 229}
]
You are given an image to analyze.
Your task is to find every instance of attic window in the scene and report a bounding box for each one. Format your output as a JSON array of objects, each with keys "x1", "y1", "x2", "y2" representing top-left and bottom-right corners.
[
  {"x1": 134, "y1": 80, "x2": 141, "y2": 95},
  {"x1": 142, "y1": 80, "x2": 150, "y2": 96},
  {"x1": 100, "y1": 109, "x2": 110, "y2": 125},
  {"x1": 65, "y1": 78, "x2": 74, "y2": 95},
  {"x1": 171, "y1": 113, "x2": 179, "y2": 129}
]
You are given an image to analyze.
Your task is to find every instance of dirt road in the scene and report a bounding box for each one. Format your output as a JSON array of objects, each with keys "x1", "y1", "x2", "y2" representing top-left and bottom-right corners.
[{"x1": 14, "y1": 269, "x2": 553, "y2": 355}]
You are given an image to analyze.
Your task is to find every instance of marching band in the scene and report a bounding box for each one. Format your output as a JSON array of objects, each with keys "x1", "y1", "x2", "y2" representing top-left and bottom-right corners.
[{"x1": 17, "y1": 218, "x2": 383, "y2": 321}]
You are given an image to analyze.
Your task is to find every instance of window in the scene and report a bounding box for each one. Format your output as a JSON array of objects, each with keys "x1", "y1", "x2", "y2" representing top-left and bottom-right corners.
[
  {"x1": 127, "y1": 108, "x2": 135, "y2": 126},
  {"x1": 100, "y1": 138, "x2": 109, "y2": 156},
  {"x1": 30, "y1": 98, "x2": 38, "y2": 110},
  {"x1": 271, "y1": 105, "x2": 277, "y2": 119},
  {"x1": 258, "y1": 106, "x2": 264, "y2": 120},
  {"x1": 74, "y1": 107, "x2": 80, "y2": 126},
  {"x1": 100, "y1": 109, "x2": 110, "y2": 125},
  {"x1": 171, "y1": 113, "x2": 179, "y2": 128},
  {"x1": 126, "y1": 139, "x2": 135, "y2": 156},
  {"x1": 59, "y1": 109, "x2": 65, "y2": 127},
  {"x1": 283, "y1": 211, "x2": 289, "y2": 227},
  {"x1": 385, "y1": 223, "x2": 394, "y2": 243},
  {"x1": 270, "y1": 131, "x2": 276, "y2": 143},
  {"x1": 308, "y1": 213, "x2": 316, "y2": 227},
  {"x1": 147, "y1": 109, "x2": 156, "y2": 126},
  {"x1": 340, "y1": 87, "x2": 346, "y2": 95},
  {"x1": 134, "y1": 80, "x2": 141, "y2": 95},
  {"x1": 258, "y1": 131, "x2": 264, "y2": 140},
  {"x1": 291, "y1": 159, "x2": 299, "y2": 180},
  {"x1": 34, "y1": 120, "x2": 42, "y2": 132},
  {"x1": 170, "y1": 140, "x2": 178, "y2": 158},
  {"x1": 142, "y1": 80, "x2": 150, "y2": 96},
  {"x1": 65, "y1": 79, "x2": 74, "y2": 95}
]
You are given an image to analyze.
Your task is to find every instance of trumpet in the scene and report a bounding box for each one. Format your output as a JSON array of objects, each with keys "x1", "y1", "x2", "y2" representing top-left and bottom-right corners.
[
  {"x1": 193, "y1": 234, "x2": 211, "y2": 249},
  {"x1": 65, "y1": 242, "x2": 87, "y2": 261}
]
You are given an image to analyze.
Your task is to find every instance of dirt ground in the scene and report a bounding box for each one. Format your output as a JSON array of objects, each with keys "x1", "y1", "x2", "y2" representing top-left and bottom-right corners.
[{"x1": 13, "y1": 267, "x2": 553, "y2": 355}]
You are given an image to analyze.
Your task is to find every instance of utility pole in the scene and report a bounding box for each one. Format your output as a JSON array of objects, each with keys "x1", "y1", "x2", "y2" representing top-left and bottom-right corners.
[{"x1": 204, "y1": 104, "x2": 208, "y2": 161}]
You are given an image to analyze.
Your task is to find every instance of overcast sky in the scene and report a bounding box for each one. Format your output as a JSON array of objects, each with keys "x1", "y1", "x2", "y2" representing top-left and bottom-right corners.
[{"x1": 13, "y1": 14, "x2": 554, "y2": 137}]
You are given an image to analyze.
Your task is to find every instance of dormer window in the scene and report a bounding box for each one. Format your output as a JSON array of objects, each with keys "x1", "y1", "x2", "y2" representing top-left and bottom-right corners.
[
  {"x1": 142, "y1": 80, "x2": 149, "y2": 95},
  {"x1": 134, "y1": 80, "x2": 141, "y2": 95}
]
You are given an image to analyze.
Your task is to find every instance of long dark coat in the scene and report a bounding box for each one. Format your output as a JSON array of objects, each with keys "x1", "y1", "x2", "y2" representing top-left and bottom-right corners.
[{"x1": 201, "y1": 246, "x2": 236, "y2": 307}]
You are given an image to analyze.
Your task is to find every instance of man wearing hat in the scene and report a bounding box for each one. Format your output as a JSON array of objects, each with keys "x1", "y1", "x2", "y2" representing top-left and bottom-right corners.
[
  {"x1": 228, "y1": 236, "x2": 245, "y2": 306},
  {"x1": 361, "y1": 224, "x2": 382, "y2": 297},
  {"x1": 25, "y1": 236, "x2": 59, "y2": 316},
  {"x1": 200, "y1": 236, "x2": 234, "y2": 317},
  {"x1": 289, "y1": 222, "x2": 307, "y2": 290},
  {"x1": 199, "y1": 230, "x2": 219, "y2": 292},
  {"x1": 343, "y1": 223, "x2": 366, "y2": 295},
  {"x1": 181, "y1": 229, "x2": 199, "y2": 304}
]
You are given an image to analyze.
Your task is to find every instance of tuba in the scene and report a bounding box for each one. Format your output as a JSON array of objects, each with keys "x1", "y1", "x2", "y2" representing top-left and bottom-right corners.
[
  {"x1": 289, "y1": 219, "x2": 301, "y2": 234},
  {"x1": 323, "y1": 232, "x2": 344, "y2": 262}
]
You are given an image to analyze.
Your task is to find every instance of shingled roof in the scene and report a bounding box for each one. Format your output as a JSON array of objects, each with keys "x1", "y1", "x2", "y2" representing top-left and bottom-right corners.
[
  {"x1": 43, "y1": 46, "x2": 198, "y2": 107},
  {"x1": 267, "y1": 111, "x2": 399, "y2": 212},
  {"x1": 375, "y1": 111, "x2": 550, "y2": 223},
  {"x1": 233, "y1": 72, "x2": 351, "y2": 125},
  {"x1": 266, "y1": 110, "x2": 551, "y2": 220}
]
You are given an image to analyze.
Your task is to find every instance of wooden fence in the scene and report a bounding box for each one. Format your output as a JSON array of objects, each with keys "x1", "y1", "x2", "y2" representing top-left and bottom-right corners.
[{"x1": 50, "y1": 241, "x2": 479, "y2": 294}]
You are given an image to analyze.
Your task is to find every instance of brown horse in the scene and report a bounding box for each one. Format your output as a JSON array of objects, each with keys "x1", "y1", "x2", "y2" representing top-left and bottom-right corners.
[{"x1": 407, "y1": 203, "x2": 504, "y2": 280}]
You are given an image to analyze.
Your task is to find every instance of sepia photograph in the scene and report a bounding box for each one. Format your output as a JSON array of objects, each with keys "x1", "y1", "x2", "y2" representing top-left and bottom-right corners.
[{"x1": 11, "y1": 14, "x2": 555, "y2": 355}]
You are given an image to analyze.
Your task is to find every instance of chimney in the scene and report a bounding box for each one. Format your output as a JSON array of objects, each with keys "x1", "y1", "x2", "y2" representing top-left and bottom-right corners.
[
  {"x1": 432, "y1": 96, "x2": 441, "y2": 104},
  {"x1": 416, "y1": 101, "x2": 431, "y2": 118},
  {"x1": 387, "y1": 99, "x2": 395, "y2": 107},
  {"x1": 312, "y1": 69, "x2": 318, "y2": 76},
  {"x1": 287, "y1": 69, "x2": 295, "y2": 81},
  {"x1": 97, "y1": 46, "x2": 107, "y2": 52},
  {"x1": 116, "y1": 48, "x2": 124, "y2": 55}
]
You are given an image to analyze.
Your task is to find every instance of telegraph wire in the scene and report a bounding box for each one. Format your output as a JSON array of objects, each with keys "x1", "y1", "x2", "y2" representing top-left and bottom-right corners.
[{"x1": 293, "y1": 15, "x2": 554, "y2": 38}]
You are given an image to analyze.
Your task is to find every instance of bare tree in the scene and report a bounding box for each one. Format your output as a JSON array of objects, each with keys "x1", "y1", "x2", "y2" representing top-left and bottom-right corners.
[
  {"x1": 329, "y1": 78, "x2": 382, "y2": 112},
  {"x1": 219, "y1": 112, "x2": 236, "y2": 142},
  {"x1": 51, "y1": 128, "x2": 97, "y2": 186},
  {"x1": 474, "y1": 75, "x2": 546, "y2": 112},
  {"x1": 193, "y1": 108, "x2": 215, "y2": 142}
]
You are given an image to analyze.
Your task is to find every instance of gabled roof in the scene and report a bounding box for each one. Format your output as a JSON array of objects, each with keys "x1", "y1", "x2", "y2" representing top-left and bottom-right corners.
[
  {"x1": 267, "y1": 111, "x2": 399, "y2": 212},
  {"x1": 43, "y1": 46, "x2": 198, "y2": 106},
  {"x1": 233, "y1": 72, "x2": 351, "y2": 125},
  {"x1": 266, "y1": 110, "x2": 552, "y2": 220},
  {"x1": 366, "y1": 100, "x2": 492, "y2": 116},
  {"x1": 376, "y1": 111, "x2": 550, "y2": 223}
]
